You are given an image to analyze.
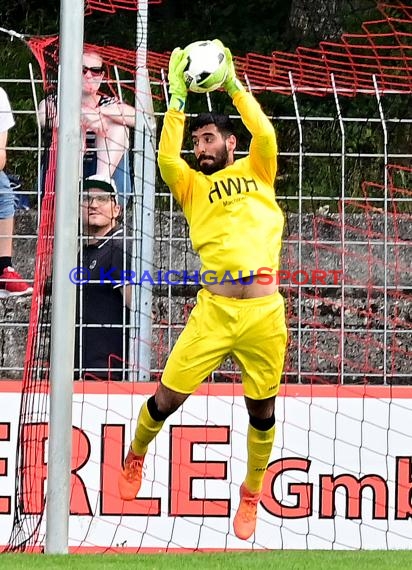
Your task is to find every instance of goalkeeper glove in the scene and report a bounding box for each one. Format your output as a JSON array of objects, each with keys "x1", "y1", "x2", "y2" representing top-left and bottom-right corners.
[
  {"x1": 222, "y1": 47, "x2": 245, "y2": 98},
  {"x1": 168, "y1": 47, "x2": 188, "y2": 111}
]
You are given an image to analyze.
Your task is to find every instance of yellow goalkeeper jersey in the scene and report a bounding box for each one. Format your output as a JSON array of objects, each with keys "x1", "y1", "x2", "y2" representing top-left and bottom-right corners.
[{"x1": 158, "y1": 90, "x2": 284, "y2": 282}]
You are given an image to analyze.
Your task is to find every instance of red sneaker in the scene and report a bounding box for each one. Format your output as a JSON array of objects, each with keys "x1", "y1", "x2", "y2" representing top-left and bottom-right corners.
[
  {"x1": 118, "y1": 447, "x2": 145, "y2": 501},
  {"x1": 0, "y1": 267, "x2": 33, "y2": 298},
  {"x1": 233, "y1": 483, "x2": 261, "y2": 540}
]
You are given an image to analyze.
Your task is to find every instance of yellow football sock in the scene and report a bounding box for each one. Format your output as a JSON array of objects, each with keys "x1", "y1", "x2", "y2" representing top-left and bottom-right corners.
[
  {"x1": 131, "y1": 401, "x2": 165, "y2": 456},
  {"x1": 244, "y1": 424, "x2": 275, "y2": 494}
]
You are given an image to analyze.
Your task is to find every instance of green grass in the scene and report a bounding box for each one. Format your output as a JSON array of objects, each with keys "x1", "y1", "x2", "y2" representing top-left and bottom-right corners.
[{"x1": 2, "y1": 552, "x2": 412, "y2": 570}]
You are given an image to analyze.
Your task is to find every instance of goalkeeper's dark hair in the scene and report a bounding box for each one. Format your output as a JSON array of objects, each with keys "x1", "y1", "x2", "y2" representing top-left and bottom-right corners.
[{"x1": 189, "y1": 113, "x2": 235, "y2": 138}]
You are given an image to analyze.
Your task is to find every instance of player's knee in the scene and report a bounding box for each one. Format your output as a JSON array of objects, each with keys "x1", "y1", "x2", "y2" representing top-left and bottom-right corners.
[
  {"x1": 147, "y1": 394, "x2": 172, "y2": 421},
  {"x1": 248, "y1": 413, "x2": 275, "y2": 431},
  {"x1": 147, "y1": 388, "x2": 186, "y2": 421}
]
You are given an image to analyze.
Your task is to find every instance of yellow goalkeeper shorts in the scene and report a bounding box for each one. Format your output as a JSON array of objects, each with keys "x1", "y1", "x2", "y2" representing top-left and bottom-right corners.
[{"x1": 161, "y1": 288, "x2": 287, "y2": 400}]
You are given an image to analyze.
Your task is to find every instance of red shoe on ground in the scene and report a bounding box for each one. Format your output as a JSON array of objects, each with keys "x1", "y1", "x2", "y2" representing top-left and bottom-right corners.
[
  {"x1": 118, "y1": 447, "x2": 145, "y2": 501},
  {"x1": 233, "y1": 483, "x2": 261, "y2": 540},
  {"x1": 0, "y1": 267, "x2": 33, "y2": 298}
]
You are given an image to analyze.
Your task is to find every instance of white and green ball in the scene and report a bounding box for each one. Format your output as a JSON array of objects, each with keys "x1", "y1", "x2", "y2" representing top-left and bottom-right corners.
[{"x1": 183, "y1": 40, "x2": 228, "y2": 94}]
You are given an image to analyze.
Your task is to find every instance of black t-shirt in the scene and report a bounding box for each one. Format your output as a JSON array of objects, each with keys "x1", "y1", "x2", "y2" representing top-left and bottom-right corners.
[{"x1": 74, "y1": 226, "x2": 132, "y2": 380}]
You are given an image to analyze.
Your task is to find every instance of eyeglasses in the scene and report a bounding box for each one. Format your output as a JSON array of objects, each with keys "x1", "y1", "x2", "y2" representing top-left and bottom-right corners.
[
  {"x1": 82, "y1": 65, "x2": 104, "y2": 76},
  {"x1": 82, "y1": 193, "x2": 114, "y2": 205}
]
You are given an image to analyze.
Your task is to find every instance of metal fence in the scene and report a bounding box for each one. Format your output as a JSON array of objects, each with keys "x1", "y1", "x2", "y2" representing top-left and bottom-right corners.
[{"x1": 1, "y1": 73, "x2": 411, "y2": 383}]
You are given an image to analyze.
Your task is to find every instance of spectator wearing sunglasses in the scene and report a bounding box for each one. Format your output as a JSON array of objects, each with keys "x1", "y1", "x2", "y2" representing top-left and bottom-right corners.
[
  {"x1": 74, "y1": 174, "x2": 134, "y2": 380},
  {"x1": 39, "y1": 50, "x2": 135, "y2": 207}
]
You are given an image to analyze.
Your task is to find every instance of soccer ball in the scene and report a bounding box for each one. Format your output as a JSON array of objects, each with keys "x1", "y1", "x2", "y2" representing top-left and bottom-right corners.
[{"x1": 183, "y1": 40, "x2": 228, "y2": 94}]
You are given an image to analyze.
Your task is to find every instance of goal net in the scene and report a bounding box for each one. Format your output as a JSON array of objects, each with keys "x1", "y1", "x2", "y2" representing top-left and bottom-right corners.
[{"x1": 1, "y1": 0, "x2": 411, "y2": 552}]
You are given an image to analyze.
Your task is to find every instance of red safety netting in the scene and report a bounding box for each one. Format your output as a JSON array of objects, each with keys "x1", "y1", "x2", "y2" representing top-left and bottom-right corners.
[
  {"x1": 28, "y1": 2, "x2": 412, "y2": 99},
  {"x1": 27, "y1": 35, "x2": 169, "y2": 101},
  {"x1": 243, "y1": 2, "x2": 412, "y2": 95},
  {"x1": 281, "y1": 163, "x2": 412, "y2": 383},
  {"x1": 85, "y1": 0, "x2": 162, "y2": 15}
]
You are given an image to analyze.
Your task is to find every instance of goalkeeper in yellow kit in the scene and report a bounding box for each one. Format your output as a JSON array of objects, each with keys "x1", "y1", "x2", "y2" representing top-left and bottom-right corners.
[{"x1": 118, "y1": 41, "x2": 287, "y2": 541}]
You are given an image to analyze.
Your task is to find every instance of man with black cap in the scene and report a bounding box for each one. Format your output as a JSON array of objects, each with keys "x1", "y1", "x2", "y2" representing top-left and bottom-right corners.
[{"x1": 75, "y1": 174, "x2": 134, "y2": 380}]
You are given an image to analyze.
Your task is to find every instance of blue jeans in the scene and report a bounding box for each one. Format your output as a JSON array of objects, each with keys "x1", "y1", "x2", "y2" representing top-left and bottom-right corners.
[
  {"x1": 40, "y1": 151, "x2": 133, "y2": 208},
  {"x1": 0, "y1": 171, "x2": 15, "y2": 219}
]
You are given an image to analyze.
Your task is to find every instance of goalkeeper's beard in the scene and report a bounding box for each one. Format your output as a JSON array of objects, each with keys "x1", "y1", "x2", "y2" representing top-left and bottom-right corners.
[{"x1": 197, "y1": 146, "x2": 229, "y2": 175}]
